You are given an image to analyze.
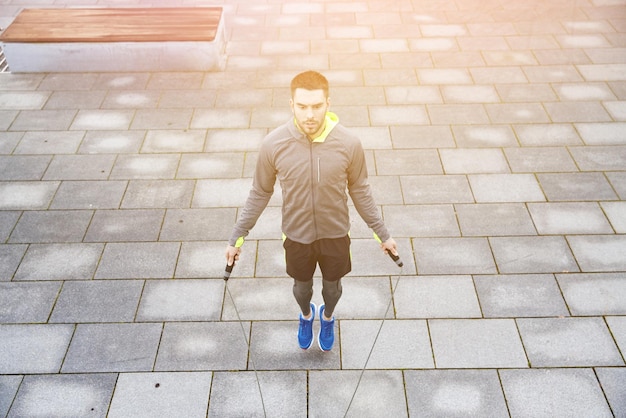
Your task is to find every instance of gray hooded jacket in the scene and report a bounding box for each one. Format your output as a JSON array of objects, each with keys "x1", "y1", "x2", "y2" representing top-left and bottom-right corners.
[{"x1": 229, "y1": 114, "x2": 390, "y2": 246}]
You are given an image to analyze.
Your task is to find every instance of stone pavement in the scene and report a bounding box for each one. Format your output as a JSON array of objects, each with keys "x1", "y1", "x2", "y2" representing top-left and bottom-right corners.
[{"x1": 1, "y1": 0, "x2": 625, "y2": 416}]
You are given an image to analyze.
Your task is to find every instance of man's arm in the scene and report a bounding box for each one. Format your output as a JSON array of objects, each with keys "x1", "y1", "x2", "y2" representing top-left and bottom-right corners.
[
  {"x1": 225, "y1": 140, "x2": 276, "y2": 263},
  {"x1": 346, "y1": 136, "x2": 401, "y2": 260},
  {"x1": 347, "y1": 138, "x2": 391, "y2": 243}
]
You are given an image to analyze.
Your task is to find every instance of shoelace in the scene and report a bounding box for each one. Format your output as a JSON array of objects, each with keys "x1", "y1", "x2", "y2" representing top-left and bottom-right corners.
[
  {"x1": 301, "y1": 316, "x2": 312, "y2": 332},
  {"x1": 321, "y1": 318, "x2": 333, "y2": 338}
]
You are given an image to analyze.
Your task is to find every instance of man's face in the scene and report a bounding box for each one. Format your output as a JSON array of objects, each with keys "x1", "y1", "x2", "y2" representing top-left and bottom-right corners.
[{"x1": 290, "y1": 88, "x2": 330, "y2": 138}]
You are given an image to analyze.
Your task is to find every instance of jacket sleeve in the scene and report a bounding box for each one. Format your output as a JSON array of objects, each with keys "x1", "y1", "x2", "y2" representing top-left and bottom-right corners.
[
  {"x1": 228, "y1": 139, "x2": 276, "y2": 246},
  {"x1": 346, "y1": 139, "x2": 391, "y2": 242}
]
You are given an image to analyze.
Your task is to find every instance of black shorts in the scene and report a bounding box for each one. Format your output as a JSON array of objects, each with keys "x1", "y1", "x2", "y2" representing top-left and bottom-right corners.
[{"x1": 283, "y1": 235, "x2": 351, "y2": 282}]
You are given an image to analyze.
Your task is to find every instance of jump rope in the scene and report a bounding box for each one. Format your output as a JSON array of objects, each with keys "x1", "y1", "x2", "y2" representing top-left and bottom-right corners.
[
  {"x1": 223, "y1": 256, "x2": 267, "y2": 416},
  {"x1": 223, "y1": 245, "x2": 404, "y2": 418}
]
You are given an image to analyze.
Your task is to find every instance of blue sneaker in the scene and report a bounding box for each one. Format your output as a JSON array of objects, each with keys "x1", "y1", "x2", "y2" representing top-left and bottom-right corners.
[
  {"x1": 298, "y1": 303, "x2": 316, "y2": 350},
  {"x1": 318, "y1": 304, "x2": 335, "y2": 351}
]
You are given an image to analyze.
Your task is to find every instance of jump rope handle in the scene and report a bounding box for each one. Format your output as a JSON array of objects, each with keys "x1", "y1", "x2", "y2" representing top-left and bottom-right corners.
[
  {"x1": 225, "y1": 238, "x2": 245, "y2": 281},
  {"x1": 373, "y1": 233, "x2": 403, "y2": 268},
  {"x1": 224, "y1": 260, "x2": 235, "y2": 281},
  {"x1": 388, "y1": 251, "x2": 404, "y2": 267}
]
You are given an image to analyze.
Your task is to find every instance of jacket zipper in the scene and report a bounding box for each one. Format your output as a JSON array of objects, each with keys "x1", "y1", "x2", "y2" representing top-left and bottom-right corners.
[
  {"x1": 310, "y1": 144, "x2": 319, "y2": 239},
  {"x1": 317, "y1": 157, "x2": 321, "y2": 183}
]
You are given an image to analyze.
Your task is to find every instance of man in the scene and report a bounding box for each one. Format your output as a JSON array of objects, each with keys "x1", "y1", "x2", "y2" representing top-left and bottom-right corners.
[{"x1": 225, "y1": 70, "x2": 397, "y2": 352}]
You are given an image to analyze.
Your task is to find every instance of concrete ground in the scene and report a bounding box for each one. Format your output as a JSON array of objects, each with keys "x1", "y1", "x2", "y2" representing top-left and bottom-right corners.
[{"x1": 1, "y1": 0, "x2": 625, "y2": 416}]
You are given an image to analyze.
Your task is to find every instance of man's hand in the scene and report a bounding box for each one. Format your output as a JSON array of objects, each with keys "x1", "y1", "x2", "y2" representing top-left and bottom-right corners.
[
  {"x1": 380, "y1": 237, "x2": 398, "y2": 256},
  {"x1": 225, "y1": 245, "x2": 241, "y2": 267}
]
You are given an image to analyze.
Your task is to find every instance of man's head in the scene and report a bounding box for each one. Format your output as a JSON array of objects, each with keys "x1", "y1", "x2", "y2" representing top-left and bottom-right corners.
[
  {"x1": 290, "y1": 71, "x2": 330, "y2": 139},
  {"x1": 290, "y1": 70, "x2": 329, "y2": 98}
]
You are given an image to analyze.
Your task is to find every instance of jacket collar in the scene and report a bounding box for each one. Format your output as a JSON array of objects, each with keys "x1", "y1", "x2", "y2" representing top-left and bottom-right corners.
[{"x1": 291, "y1": 112, "x2": 339, "y2": 143}]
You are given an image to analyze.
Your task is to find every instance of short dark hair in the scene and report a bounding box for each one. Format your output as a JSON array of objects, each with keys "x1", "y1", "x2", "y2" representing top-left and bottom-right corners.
[{"x1": 290, "y1": 71, "x2": 329, "y2": 97}]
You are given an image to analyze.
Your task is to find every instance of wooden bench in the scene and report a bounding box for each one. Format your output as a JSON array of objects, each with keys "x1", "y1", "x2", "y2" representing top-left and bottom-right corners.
[{"x1": 0, "y1": 7, "x2": 225, "y2": 72}]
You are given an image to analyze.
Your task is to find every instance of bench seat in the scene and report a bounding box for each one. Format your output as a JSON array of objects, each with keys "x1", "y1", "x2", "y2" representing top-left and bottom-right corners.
[{"x1": 0, "y1": 7, "x2": 225, "y2": 72}]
